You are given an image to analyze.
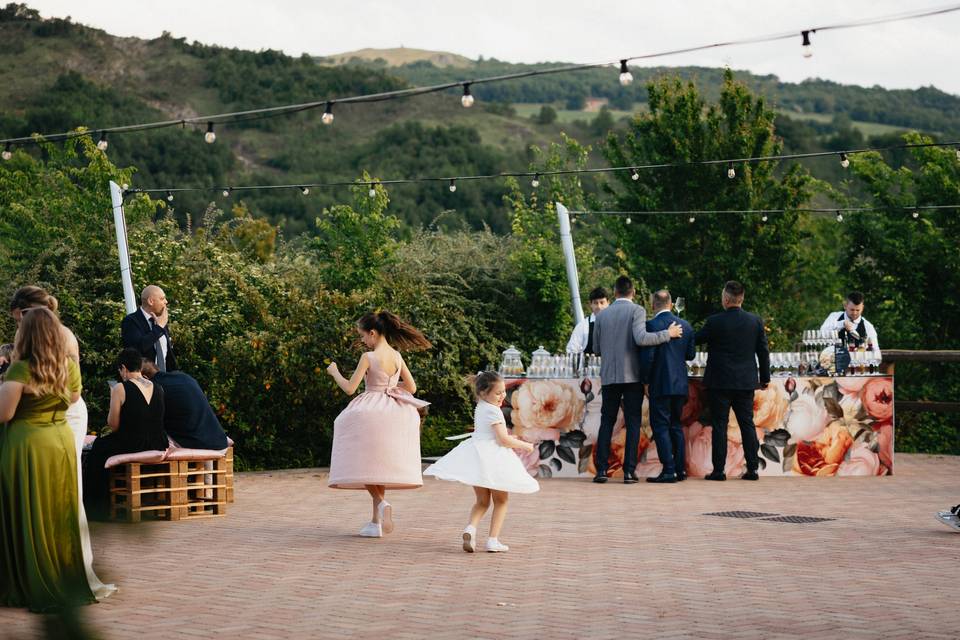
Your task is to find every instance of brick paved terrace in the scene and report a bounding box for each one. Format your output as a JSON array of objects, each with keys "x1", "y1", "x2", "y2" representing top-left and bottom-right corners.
[{"x1": 3, "y1": 453, "x2": 959, "y2": 639}]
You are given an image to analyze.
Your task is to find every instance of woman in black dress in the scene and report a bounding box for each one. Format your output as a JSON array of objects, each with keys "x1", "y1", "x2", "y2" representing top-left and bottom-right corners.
[{"x1": 83, "y1": 348, "x2": 168, "y2": 520}]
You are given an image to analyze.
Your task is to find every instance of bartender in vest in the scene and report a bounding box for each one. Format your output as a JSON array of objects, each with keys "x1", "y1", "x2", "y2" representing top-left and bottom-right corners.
[
  {"x1": 566, "y1": 287, "x2": 610, "y2": 354},
  {"x1": 819, "y1": 291, "x2": 881, "y2": 357}
]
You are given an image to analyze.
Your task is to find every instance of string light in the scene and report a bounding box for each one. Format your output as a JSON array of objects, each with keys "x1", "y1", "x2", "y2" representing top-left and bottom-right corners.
[
  {"x1": 204, "y1": 122, "x2": 216, "y2": 144},
  {"x1": 956, "y1": 147, "x2": 960, "y2": 160},
  {"x1": 618, "y1": 60, "x2": 633, "y2": 86},
  {"x1": 166, "y1": 191, "x2": 174, "y2": 202},
  {"x1": 300, "y1": 186, "x2": 310, "y2": 195},
  {"x1": 461, "y1": 84, "x2": 474, "y2": 108},
  {"x1": 531, "y1": 173, "x2": 540, "y2": 188},
  {"x1": 727, "y1": 163, "x2": 736, "y2": 179},
  {"x1": 368, "y1": 184, "x2": 377, "y2": 198},
  {"x1": 801, "y1": 30, "x2": 814, "y2": 58},
  {"x1": 761, "y1": 214, "x2": 769, "y2": 222},
  {"x1": 631, "y1": 168, "x2": 639, "y2": 181},
  {"x1": 1, "y1": 142, "x2": 11, "y2": 161},
  {"x1": 448, "y1": 178, "x2": 457, "y2": 193},
  {"x1": 912, "y1": 210, "x2": 920, "y2": 219},
  {"x1": 96, "y1": 132, "x2": 109, "y2": 151},
  {"x1": 321, "y1": 103, "x2": 334, "y2": 125},
  {"x1": 689, "y1": 216, "x2": 696, "y2": 223},
  {"x1": 840, "y1": 152, "x2": 849, "y2": 168},
  {"x1": 222, "y1": 188, "x2": 231, "y2": 197},
  {"x1": 625, "y1": 216, "x2": 632, "y2": 224},
  {"x1": 836, "y1": 211, "x2": 844, "y2": 222}
]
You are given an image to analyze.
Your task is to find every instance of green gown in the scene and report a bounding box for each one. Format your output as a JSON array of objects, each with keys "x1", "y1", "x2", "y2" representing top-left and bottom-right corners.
[{"x1": 0, "y1": 359, "x2": 96, "y2": 612}]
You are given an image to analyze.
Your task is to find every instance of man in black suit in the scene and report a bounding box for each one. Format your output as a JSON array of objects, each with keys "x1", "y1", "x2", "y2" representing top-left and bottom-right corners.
[
  {"x1": 645, "y1": 290, "x2": 696, "y2": 483},
  {"x1": 121, "y1": 285, "x2": 177, "y2": 372},
  {"x1": 694, "y1": 281, "x2": 770, "y2": 481}
]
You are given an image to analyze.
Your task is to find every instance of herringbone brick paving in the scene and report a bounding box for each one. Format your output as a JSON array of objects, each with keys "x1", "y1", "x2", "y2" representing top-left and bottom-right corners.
[{"x1": 2, "y1": 453, "x2": 959, "y2": 639}]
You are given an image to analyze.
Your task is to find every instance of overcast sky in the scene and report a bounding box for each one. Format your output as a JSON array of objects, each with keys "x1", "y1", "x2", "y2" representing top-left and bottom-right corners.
[{"x1": 25, "y1": 0, "x2": 960, "y2": 95}]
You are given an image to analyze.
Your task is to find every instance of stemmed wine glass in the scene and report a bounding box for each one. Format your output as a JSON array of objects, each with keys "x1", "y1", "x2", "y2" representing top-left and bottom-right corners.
[{"x1": 674, "y1": 297, "x2": 686, "y2": 316}]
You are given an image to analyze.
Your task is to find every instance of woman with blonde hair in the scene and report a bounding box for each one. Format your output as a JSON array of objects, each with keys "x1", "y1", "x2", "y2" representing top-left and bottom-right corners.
[
  {"x1": 7, "y1": 286, "x2": 115, "y2": 600},
  {"x1": 0, "y1": 307, "x2": 96, "y2": 612}
]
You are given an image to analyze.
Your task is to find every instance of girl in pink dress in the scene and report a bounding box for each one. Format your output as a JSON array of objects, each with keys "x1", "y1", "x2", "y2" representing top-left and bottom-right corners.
[{"x1": 326, "y1": 311, "x2": 431, "y2": 538}]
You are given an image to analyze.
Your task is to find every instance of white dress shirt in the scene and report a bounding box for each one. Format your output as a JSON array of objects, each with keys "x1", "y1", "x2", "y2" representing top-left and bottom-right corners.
[
  {"x1": 141, "y1": 307, "x2": 168, "y2": 361},
  {"x1": 819, "y1": 312, "x2": 880, "y2": 358},
  {"x1": 566, "y1": 314, "x2": 597, "y2": 354}
]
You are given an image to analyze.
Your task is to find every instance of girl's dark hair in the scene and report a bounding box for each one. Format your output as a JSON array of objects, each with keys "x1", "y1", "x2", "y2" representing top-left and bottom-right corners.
[
  {"x1": 357, "y1": 311, "x2": 432, "y2": 351},
  {"x1": 117, "y1": 348, "x2": 144, "y2": 372},
  {"x1": 471, "y1": 370, "x2": 503, "y2": 398}
]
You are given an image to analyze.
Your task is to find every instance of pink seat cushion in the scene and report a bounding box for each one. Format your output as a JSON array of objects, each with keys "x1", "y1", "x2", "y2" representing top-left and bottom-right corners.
[
  {"x1": 164, "y1": 447, "x2": 227, "y2": 461},
  {"x1": 83, "y1": 435, "x2": 97, "y2": 447},
  {"x1": 227, "y1": 436, "x2": 234, "y2": 447},
  {"x1": 104, "y1": 450, "x2": 167, "y2": 469}
]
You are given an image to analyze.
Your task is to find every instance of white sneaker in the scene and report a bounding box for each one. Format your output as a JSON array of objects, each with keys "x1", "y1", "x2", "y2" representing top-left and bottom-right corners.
[
  {"x1": 462, "y1": 525, "x2": 476, "y2": 553},
  {"x1": 485, "y1": 538, "x2": 509, "y2": 553},
  {"x1": 935, "y1": 512, "x2": 960, "y2": 532},
  {"x1": 359, "y1": 522, "x2": 382, "y2": 538},
  {"x1": 378, "y1": 501, "x2": 394, "y2": 534}
]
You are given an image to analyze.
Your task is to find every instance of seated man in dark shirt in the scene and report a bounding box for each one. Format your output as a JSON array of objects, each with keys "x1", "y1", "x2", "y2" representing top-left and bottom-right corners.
[{"x1": 141, "y1": 361, "x2": 229, "y2": 450}]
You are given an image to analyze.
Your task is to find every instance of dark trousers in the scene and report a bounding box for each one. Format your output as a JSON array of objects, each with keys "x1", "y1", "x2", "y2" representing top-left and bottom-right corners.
[
  {"x1": 650, "y1": 394, "x2": 687, "y2": 476},
  {"x1": 708, "y1": 388, "x2": 759, "y2": 474},
  {"x1": 82, "y1": 435, "x2": 136, "y2": 521},
  {"x1": 596, "y1": 382, "x2": 644, "y2": 476}
]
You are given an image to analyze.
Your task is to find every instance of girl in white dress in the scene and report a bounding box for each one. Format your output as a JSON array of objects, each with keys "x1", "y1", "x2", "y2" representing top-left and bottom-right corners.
[{"x1": 424, "y1": 372, "x2": 539, "y2": 553}]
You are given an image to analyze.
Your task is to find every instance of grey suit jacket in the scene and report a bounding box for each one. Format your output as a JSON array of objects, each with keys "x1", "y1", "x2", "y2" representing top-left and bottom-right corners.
[{"x1": 592, "y1": 298, "x2": 671, "y2": 385}]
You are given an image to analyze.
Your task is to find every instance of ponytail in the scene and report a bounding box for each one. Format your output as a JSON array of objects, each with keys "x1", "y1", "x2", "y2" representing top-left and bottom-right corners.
[
  {"x1": 357, "y1": 310, "x2": 432, "y2": 352},
  {"x1": 10, "y1": 285, "x2": 59, "y2": 313}
]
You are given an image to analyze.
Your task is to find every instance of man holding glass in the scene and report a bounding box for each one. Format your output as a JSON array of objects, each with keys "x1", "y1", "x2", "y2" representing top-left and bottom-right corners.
[{"x1": 819, "y1": 291, "x2": 881, "y2": 358}]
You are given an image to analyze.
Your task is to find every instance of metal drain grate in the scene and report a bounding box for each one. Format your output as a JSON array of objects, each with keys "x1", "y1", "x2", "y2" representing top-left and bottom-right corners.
[
  {"x1": 758, "y1": 515, "x2": 836, "y2": 524},
  {"x1": 704, "y1": 511, "x2": 780, "y2": 519}
]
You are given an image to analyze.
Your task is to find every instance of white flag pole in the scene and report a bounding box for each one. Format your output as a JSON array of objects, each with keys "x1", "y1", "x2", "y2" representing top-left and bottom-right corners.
[
  {"x1": 556, "y1": 202, "x2": 585, "y2": 328},
  {"x1": 109, "y1": 181, "x2": 137, "y2": 314}
]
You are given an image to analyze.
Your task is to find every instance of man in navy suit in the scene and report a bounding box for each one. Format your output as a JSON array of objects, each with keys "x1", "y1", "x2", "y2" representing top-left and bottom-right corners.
[
  {"x1": 121, "y1": 285, "x2": 177, "y2": 372},
  {"x1": 644, "y1": 290, "x2": 696, "y2": 483},
  {"x1": 695, "y1": 281, "x2": 770, "y2": 481}
]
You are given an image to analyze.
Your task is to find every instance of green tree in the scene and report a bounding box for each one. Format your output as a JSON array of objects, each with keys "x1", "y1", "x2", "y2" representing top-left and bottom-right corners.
[
  {"x1": 536, "y1": 105, "x2": 557, "y2": 125},
  {"x1": 590, "y1": 106, "x2": 615, "y2": 136}
]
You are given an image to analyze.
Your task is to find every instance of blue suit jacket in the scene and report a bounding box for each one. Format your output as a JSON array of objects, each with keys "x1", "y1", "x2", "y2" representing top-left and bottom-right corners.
[{"x1": 644, "y1": 311, "x2": 695, "y2": 398}]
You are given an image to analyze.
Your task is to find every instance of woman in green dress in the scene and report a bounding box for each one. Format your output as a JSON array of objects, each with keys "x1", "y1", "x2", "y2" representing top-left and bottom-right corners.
[{"x1": 0, "y1": 307, "x2": 96, "y2": 612}]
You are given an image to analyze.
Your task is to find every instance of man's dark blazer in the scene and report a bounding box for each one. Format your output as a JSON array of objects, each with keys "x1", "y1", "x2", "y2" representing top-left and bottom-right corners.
[
  {"x1": 694, "y1": 307, "x2": 770, "y2": 390},
  {"x1": 121, "y1": 309, "x2": 177, "y2": 371},
  {"x1": 645, "y1": 311, "x2": 696, "y2": 398},
  {"x1": 153, "y1": 372, "x2": 228, "y2": 450}
]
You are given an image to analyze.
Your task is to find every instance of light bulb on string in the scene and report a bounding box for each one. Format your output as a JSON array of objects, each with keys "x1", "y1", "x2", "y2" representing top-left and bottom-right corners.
[
  {"x1": 222, "y1": 188, "x2": 231, "y2": 198},
  {"x1": 625, "y1": 216, "x2": 632, "y2": 225},
  {"x1": 531, "y1": 173, "x2": 540, "y2": 188},
  {"x1": 801, "y1": 30, "x2": 813, "y2": 58},
  {"x1": 461, "y1": 84, "x2": 474, "y2": 108},
  {"x1": 840, "y1": 152, "x2": 849, "y2": 168},
  {"x1": 368, "y1": 184, "x2": 377, "y2": 198},
  {"x1": 836, "y1": 211, "x2": 844, "y2": 222},
  {"x1": 300, "y1": 186, "x2": 310, "y2": 196},
  {"x1": 96, "y1": 132, "x2": 109, "y2": 151},
  {"x1": 912, "y1": 210, "x2": 920, "y2": 219},
  {"x1": 321, "y1": 103, "x2": 334, "y2": 125},
  {"x1": 761, "y1": 214, "x2": 768, "y2": 222},
  {"x1": 204, "y1": 122, "x2": 216, "y2": 144},
  {"x1": 955, "y1": 147, "x2": 960, "y2": 160},
  {"x1": 166, "y1": 191, "x2": 174, "y2": 202},
  {"x1": 631, "y1": 168, "x2": 639, "y2": 181},
  {"x1": 448, "y1": 179, "x2": 457, "y2": 193},
  {"x1": 688, "y1": 216, "x2": 696, "y2": 223},
  {"x1": 2, "y1": 142, "x2": 11, "y2": 161},
  {"x1": 618, "y1": 60, "x2": 633, "y2": 86},
  {"x1": 727, "y1": 163, "x2": 736, "y2": 179}
]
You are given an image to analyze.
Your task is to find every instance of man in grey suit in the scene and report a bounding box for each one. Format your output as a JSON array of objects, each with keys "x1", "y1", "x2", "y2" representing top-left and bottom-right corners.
[{"x1": 592, "y1": 276, "x2": 683, "y2": 484}]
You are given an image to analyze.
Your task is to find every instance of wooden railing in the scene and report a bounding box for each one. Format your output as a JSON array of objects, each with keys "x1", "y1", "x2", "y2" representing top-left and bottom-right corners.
[{"x1": 882, "y1": 350, "x2": 960, "y2": 413}]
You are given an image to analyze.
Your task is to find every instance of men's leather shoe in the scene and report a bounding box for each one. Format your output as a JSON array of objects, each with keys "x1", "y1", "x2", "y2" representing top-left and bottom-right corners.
[
  {"x1": 704, "y1": 472, "x2": 726, "y2": 481},
  {"x1": 646, "y1": 473, "x2": 678, "y2": 484},
  {"x1": 592, "y1": 474, "x2": 609, "y2": 484},
  {"x1": 676, "y1": 471, "x2": 687, "y2": 482},
  {"x1": 623, "y1": 472, "x2": 639, "y2": 484},
  {"x1": 742, "y1": 470, "x2": 760, "y2": 481}
]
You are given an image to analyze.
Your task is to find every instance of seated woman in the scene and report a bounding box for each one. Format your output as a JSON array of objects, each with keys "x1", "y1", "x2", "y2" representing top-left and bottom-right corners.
[
  {"x1": 83, "y1": 348, "x2": 168, "y2": 520},
  {"x1": 0, "y1": 308, "x2": 96, "y2": 612}
]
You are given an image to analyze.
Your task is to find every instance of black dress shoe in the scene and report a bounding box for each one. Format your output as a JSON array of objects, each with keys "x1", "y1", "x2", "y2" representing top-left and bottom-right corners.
[
  {"x1": 623, "y1": 472, "x2": 639, "y2": 484},
  {"x1": 646, "y1": 473, "x2": 678, "y2": 484},
  {"x1": 676, "y1": 472, "x2": 687, "y2": 482},
  {"x1": 704, "y1": 472, "x2": 727, "y2": 481},
  {"x1": 742, "y1": 470, "x2": 759, "y2": 481},
  {"x1": 593, "y1": 474, "x2": 609, "y2": 484}
]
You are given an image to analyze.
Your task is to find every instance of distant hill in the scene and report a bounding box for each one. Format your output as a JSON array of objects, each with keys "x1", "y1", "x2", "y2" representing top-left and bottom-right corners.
[{"x1": 318, "y1": 47, "x2": 474, "y2": 68}]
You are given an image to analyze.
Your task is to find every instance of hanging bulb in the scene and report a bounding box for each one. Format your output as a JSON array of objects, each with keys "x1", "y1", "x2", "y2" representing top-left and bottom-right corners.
[
  {"x1": 461, "y1": 84, "x2": 474, "y2": 108},
  {"x1": 625, "y1": 216, "x2": 632, "y2": 225},
  {"x1": 955, "y1": 147, "x2": 960, "y2": 160},
  {"x1": 222, "y1": 188, "x2": 231, "y2": 197},
  {"x1": 761, "y1": 214, "x2": 768, "y2": 222},
  {"x1": 300, "y1": 186, "x2": 310, "y2": 195},
  {"x1": 912, "y1": 210, "x2": 920, "y2": 219},
  {"x1": 1, "y1": 142, "x2": 11, "y2": 161},
  {"x1": 631, "y1": 168, "x2": 639, "y2": 181},
  {"x1": 801, "y1": 30, "x2": 813, "y2": 58},
  {"x1": 96, "y1": 132, "x2": 109, "y2": 151},
  {"x1": 449, "y1": 178, "x2": 457, "y2": 193},
  {"x1": 618, "y1": 60, "x2": 633, "y2": 86},
  {"x1": 688, "y1": 216, "x2": 696, "y2": 223},
  {"x1": 840, "y1": 152, "x2": 849, "y2": 168},
  {"x1": 322, "y1": 103, "x2": 334, "y2": 125},
  {"x1": 836, "y1": 211, "x2": 844, "y2": 222},
  {"x1": 368, "y1": 184, "x2": 377, "y2": 198},
  {"x1": 727, "y1": 163, "x2": 736, "y2": 179},
  {"x1": 166, "y1": 191, "x2": 174, "y2": 202},
  {"x1": 204, "y1": 122, "x2": 216, "y2": 144},
  {"x1": 531, "y1": 173, "x2": 540, "y2": 188}
]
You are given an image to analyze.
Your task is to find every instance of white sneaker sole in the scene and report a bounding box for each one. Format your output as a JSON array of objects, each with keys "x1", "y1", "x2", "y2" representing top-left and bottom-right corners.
[
  {"x1": 485, "y1": 546, "x2": 509, "y2": 553},
  {"x1": 462, "y1": 532, "x2": 475, "y2": 553},
  {"x1": 935, "y1": 514, "x2": 960, "y2": 531}
]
